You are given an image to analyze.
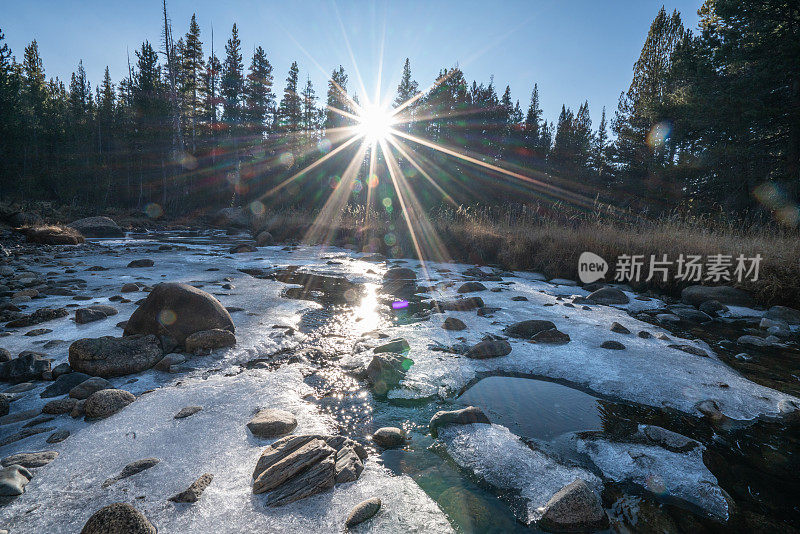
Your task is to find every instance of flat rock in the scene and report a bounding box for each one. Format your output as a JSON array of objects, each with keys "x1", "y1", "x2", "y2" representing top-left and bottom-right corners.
[
  {"x1": 503, "y1": 320, "x2": 556, "y2": 339},
  {"x1": 47, "y1": 429, "x2": 70, "y2": 443},
  {"x1": 247, "y1": 408, "x2": 297, "y2": 439},
  {"x1": 346, "y1": 497, "x2": 382, "y2": 528},
  {"x1": 103, "y1": 458, "x2": 160, "y2": 487},
  {"x1": 600, "y1": 340, "x2": 625, "y2": 350},
  {"x1": 80, "y1": 502, "x2": 156, "y2": 534},
  {"x1": 2, "y1": 451, "x2": 58, "y2": 468},
  {"x1": 253, "y1": 438, "x2": 334, "y2": 494},
  {"x1": 373, "y1": 338, "x2": 409, "y2": 354},
  {"x1": 127, "y1": 259, "x2": 154, "y2": 268},
  {"x1": 84, "y1": 389, "x2": 135, "y2": 419},
  {"x1": 69, "y1": 334, "x2": 163, "y2": 377},
  {"x1": 174, "y1": 405, "x2": 202, "y2": 419}
]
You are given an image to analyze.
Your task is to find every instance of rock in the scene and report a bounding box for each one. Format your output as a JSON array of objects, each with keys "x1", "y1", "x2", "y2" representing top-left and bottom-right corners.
[
  {"x1": 69, "y1": 377, "x2": 112, "y2": 399},
  {"x1": 1, "y1": 451, "x2": 58, "y2": 468},
  {"x1": 503, "y1": 320, "x2": 556, "y2": 339},
  {"x1": 668, "y1": 344, "x2": 709, "y2": 357},
  {"x1": 47, "y1": 429, "x2": 70, "y2": 443},
  {"x1": 699, "y1": 300, "x2": 729, "y2": 317},
  {"x1": 0, "y1": 351, "x2": 51, "y2": 383},
  {"x1": 373, "y1": 338, "x2": 409, "y2": 354},
  {"x1": 638, "y1": 331, "x2": 652, "y2": 339},
  {"x1": 538, "y1": 479, "x2": 608, "y2": 532},
  {"x1": 382, "y1": 267, "x2": 417, "y2": 297},
  {"x1": 0, "y1": 465, "x2": 33, "y2": 496},
  {"x1": 0, "y1": 349, "x2": 10, "y2": 363},
  {"x1": 639, "y1": 425, "x2": 699, "y2": 452},
  {"x1": 365, "y1": 353, "x2": 413, "y2": 394},
  {"x1": 75, "y1": 305, "x2": 118, "y2": 324},
  {"x1": 737, "y1": 335, "x2": 777, "y2": 348},
  {"x1": 435, "y1": 296, "x2": 484, "y2": 311},
  {"x1": 124, "y1": 282, "x2": 234, "y2": 347},
  {"x1": 5, "y1": 307, "x2": 68, "y2": 328},
  {"x1": 25, "y1": 226, "x2": 85, "y2": 245},
  {"x1": 69, "y1": 335, "x2": 164, "y2": 377},
  {"x1": 255, "y1": 231, "x2": 274, "y2": 246},
  {"x1": 458, "y1": 281, "x2": 487, "y2": 293},
  {"x1": 229, "y1": 244, "x2": 257, "y2": 253},
  {"x1": 372, "y1": 427, "x2": 405, "y2": 449},
  {"x1": 41, "y1": 372, "x2": 91, "y2": 398},
  {"x1": 127, "y1": 259, "x2": 154, "y2": 268},
  {"x1": 586, "y1": 286, "x2": 629, "y2": 305},
  {"x1": 671, "y1": 307, "x2": 713, "y2": 324},
  {"x1": 184, "y1": 328, "x2": 236, "y2": 353},
  {"x1": 211, "y1": 207, "x2": 250, "y2": 228},
  {"x1": 531, "y1": 328, "x2": 571, "y2": 344},
  {"x1": 265, "y1": 454, "x2": 335, "y2": 507},
  {"x1": 247, "y1": 408, "x2": 298, "y2": 438},
  {"x1": 0, "y1": 427, "x2": 55, "y2": 447},
  {"x1": 121, "y1": 283, "x2": 140, "y2": 293},
  {"x1": 42, "y1": 397, "x2": 78, "y2": 415},
  {"x1": 442, "y1": 317, "x2": 467, "y2": 331},
  {"x1": 465, "y1": 339, "x2": 511, "y2": 359},
  {"x1": 610, "y1": 322, "x2": 631, "y2": 334},
  {"x1": 429, "y1": 406, "x2": 490, "y2": 437},
  {"x1": 0, "y1": 394, "x2": 7, "y2": 417},
  {"x1": 346, "y1": 498, "x2": 382, "y2": 529},
  {"x1": 155, "y1": 353, "x2": 186, "y2": 372},
  {"x1": 600, "y1": 340, "x2": 625, "y2": 350},
  {"x1": 681, "y1": 285, "x2": 753, "y2": 307},
  {"x1": 252, "y1": 438, "x2": 335, "y2": 494},
  {"x1": 103, "y1": 458, "x2": 160, "y2": 487},
  {"x1": 174, "y1": 405, "x2": 202, "y2": 419},
  {"x1": 68, "y1": 216, "x2": 124, "y2": 238},
  {"x1": 334, "y1": 446, "x2": 363, "y2": 483},
  {"x1": 169, "y1": 473, "x2": 214, "y2": 503},
  {"x1": 84, "y1": 389, "x2": 135, "y2": 419},
  {"x1": 50, "y1": 362, "x2": 72, "y2": 379},
  {"x1": 764, "y1": 305, "x2": 800, "y2": 325},
  {"x1": 25, "y1": 328, "x2": 52, "y2": 336},
  {"x1": 70, "y1": 399, "x2": 86, "y2": 418},
  {"x1": 656, "y1": 313, "x2": 681, "y2": 325},
  {"x1": 80, "y1": 502, "x2": 156, "y2": 534}
]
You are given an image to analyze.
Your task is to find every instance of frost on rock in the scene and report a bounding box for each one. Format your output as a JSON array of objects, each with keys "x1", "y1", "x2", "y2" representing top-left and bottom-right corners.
[
  {"x1": 438, "y1": 423, "x2": 601, "y2": 525},
  {"x1": 576, "y1": 437, "x2": 730, "y2": 521},
  {"x1": 0, "y1": 366, "x2": 452, "y2": 533},
  {"x1": 384, "y1": 270, "x2": 800, "y2": 422}
]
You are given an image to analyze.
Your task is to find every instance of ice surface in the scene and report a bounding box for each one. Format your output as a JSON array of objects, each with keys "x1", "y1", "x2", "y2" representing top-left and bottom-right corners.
[
  {"x1": 438, "y1": 423, "x2": 602, "y2": 525},
  {"x1": 576, "y1": 437, "x2": 730, "y2": 520}
]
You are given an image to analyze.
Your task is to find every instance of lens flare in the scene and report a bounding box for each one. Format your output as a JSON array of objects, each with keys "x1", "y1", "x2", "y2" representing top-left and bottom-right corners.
[{"x1": 356, "y1": 104, "x2": 396, "y2": 144}]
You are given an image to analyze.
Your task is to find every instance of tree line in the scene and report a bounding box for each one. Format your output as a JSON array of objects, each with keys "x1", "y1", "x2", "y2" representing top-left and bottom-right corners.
[{"x1": 0, "y1": 0, "x2": 797, "y2": 221}]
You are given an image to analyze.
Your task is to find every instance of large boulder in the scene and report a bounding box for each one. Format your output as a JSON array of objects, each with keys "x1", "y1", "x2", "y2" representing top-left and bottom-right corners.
[
  {"x1": 681, "y1": 285, "x2": 754, "y2": 307},
  {"x1": 0, "y1": 351, "x2": 51, "y2": 383},
  {"x1": 764, "y1": 305, "x2": 800, "y2": 325},
  {"x1": 25, "y1": 226, "x2": 85, "y2": 245},
  {"x1": 538, "y1": 479, "x2": 608, "y2": 532},
  {"x1": 586, "y1": 286, "x2": 629, "y2": 305},
  {"x1": 68, "y1": 216, "x2": 124, "y2": 238},
  {"x1": 68, "y1": 335, "x2": 164, "y2": 377},
  {"x1": 83, "y1": 389, "x2": 135, "y2": 419},
  {"x1": 124, "y1": 283, "x2": 234, "y2": 347},
  {"x1": 80, "y1": 503, "x2": 156, "y2": 534},
  {"x1": 429, "y1": 406, "x2": 490, "y2": 437}
]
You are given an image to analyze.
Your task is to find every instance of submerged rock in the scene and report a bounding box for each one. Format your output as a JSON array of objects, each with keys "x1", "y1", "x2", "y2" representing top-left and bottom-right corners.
[
  {"x1": 124, "y1": 282, "x2": 234, "y2": 347},
  {"x1": 346, "y1": 498, "x2": 382, "y2": 529},
  {"x1": 537, "y1": 479, "x2": 608, "y2": 532},
  {"x1": 430, "y1": 406, "x2": 490, "y2": 437},
  {"x1": 681, "y1": 285, "x2": 753, "y2": 307},
  {"x1": 69, "y1": 335, "x2": 164, "y2": 377},
  {"x1": 247, "y1": 408, "x2": 297, "y2": 439},
  {"x1": 169, "y1": 473, "x2": 214, "y2": 503},
  {"x1": 372, "y1": 427, "x2": 405, "y2": 449},
  {"x1": 80, "y1": 502, "x2": 156, "y2": 534},
  {"x1": 465, "y1": 339, "x2": 511, "y2": 359},
  {"x1": 68, "y1": 216, "x2": 124, "y2": 238},
  {"x1": 365, "y1": 352, "x2": 413, "y2": 394}
]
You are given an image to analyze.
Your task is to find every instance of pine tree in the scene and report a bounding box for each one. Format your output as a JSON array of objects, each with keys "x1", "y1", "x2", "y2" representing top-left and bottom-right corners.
[
  {"x1": 244, "y1": 45, "x2": 274, "y2": 138},
  {"x1": 182, "y1": 14, "x2": 205, "y2": 151},
  {"x1": 394, "y1": 58, "x2": 419, "y2": 131},
  {"x1": 524, "y1": 84, "x2": 542, "y2": 153},
  {"x1": 221, "y1": 23, "x2": 243, "y2": 126},
  {"x1": 300, "y1": 76, "x2": 317, "y2": 133},
  {"x1": 324, "y1": 65, "x2": 348, "y2": 131},
  {"x1": 592, "y1": 106, "x2": 610, "y2": 179},
  {"x1": 201, "y1": 52, "x2": 221, "y2": 126},
  {"x1": 0, "y1": 28, "x2": 20, "y2": 196},
  {"x1": 276, "y1": 61, "x2": 302, "y2": 132}
]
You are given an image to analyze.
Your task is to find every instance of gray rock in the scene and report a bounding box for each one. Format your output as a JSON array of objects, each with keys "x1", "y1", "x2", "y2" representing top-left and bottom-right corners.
[
  {"x1": 67, "y1": 216, "x2": 124, "y2": 238},
  {"x1": 587, "y1": 286, "x2": 629, "y2": 305},
  {"x1": 671, "y1": 307, "x2": 713, "y2": 324},
  {"x1": 334, "y1": 446, "x2": 364, "y2": 483},
  {"x1": 265, "y1": 454, "x2": 335, "y2": 507},
  {"x1": 127, "y1": 259, "x2": 154, "y2": 268},
  {"x1": 121, "y1": 283, "x2": 140, "y2": 293},
  {"x1": 0, "y1": 351, "x2": 51, "y2": 383},
  {"x1": 600, "y1": 340, "x2": 625, "y2": 350},
  {"x1": 84, "y1": 389, "x2": 135, "y2": 419},
  {"x1": 639, "y1": 425, "x2": 699, "y2": 452},
  {"x1": 373, "y1": 338, "x2": 410, "y2": 354},
  {"x1": 699, "y1": 300, "x2": 729, "y2": 317},
  {"x1": 169, "y1": 473, "x2": 214, "y2": 503},
  {"x1": 75, "y1": 305, "x2": 118, "y2": 324},
  {"x1": 764, "y1": 305, "x2": 800, "y2": 325},
  {"x1": 503, "y1": 320, "x2": 556, "y2": 339},
  {"x1": 155, "y1": 353, "x2": 186, "y2": 372},
  {"x1": 429, "y1": 406, "x2": 490, "y2": 437},
  {"x1": 365, "y1": 352, "x2": 413, "y2": 395},
  {"x1": 0, "y1": 427, "x2": 55, "y2": 447},
  {"x1": 435, "y1": 297, "x2": 484, "y2": 311},
  {"x1": 0, "y1": 408, "x2": 39, "y2": 425},
  {"x1": 372, "y1": 427, "x2": 405, "y2": 449},
  {"x1": 346, "y1": 497, "x2": 382, "y2": 528},
  {"x1": 184, "y1": 328, "x2": 237, "y2": 353},
  {"x1": 124, "y1": 282, "x2": 234, "y2": 347},
  {"x1": 50, "y1": 362, "x2": 72, "y2": 380},
  {"x1": 442, "y1": 317, "x2": 467, "y2": 331},
  {"x1": 229, "y1": 244, "x2": 257, "y2": 253},
  {"x1": 0, "y1": 465, "x2": 33, "y2": 496},
  {"x1": 381, "y1": 268, "x2": 417, "y2": 297},
  {"x1": 103, "y1": 458, "x2": 160, "y2": 487},
  {"x1": 610, "y1": 322, "x2": 631, "y2": 334},
  {"x1": 5, "y1": 307, "x2": 69, "y2": 328},
  {"x1": 68, "y1": 335, "x2": 164, "y2": 377},
  {"x1": 1, "y1": 451, "x2": 58, "y2": 468},
  {"x1": 538, "y1": 479, "x2": 608, "y2": 532},
  {"x1": 211, "y1": 207, "x2": 250, "y2": 228},
  {"x1": 681, "y1": 285, "x2": 753, "y2": 307},
  {"x1": 47, "y1": 429, "x2": 70, "y2": 443},
  {"x1": 69, "y1": 377, "x2": 112, "y2": 399},
  {"x1": 174, "y1": 405, "x2": 202, "y2": 419},
  {"x1": 253, "y1": 438, "x2": 334, "y2": 494},
  {"x1": 531, "y1": 328, "x2": 571, "y2": 344},
  {"x1": 247, "y1": 408, "x2": 298, "y2": 439},
  {"x1": 80, "y1": 502, "x2": 156, "y2": 534},
  {"x1": 668, "y1": 344, "x2": 709, "y2": 357},
  {"x1": 70, "y1": 399, "x2": 86, "y2": 418},
  {"x1": 457, "y1": 281, "x2": 487, "y2": 293},
  {"x1": 737, "y1": 335, "x2": 776, "y2": 348},
  {"x1": 465, "y1": 339, "x2": 511, "y2": 359},
  {"x1": 42, "y1": 397, "x2": 78, "y2": 415}
]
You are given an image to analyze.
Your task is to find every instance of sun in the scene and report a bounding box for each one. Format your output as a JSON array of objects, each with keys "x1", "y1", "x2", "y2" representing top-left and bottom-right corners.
[{"x1": 356, "y1": 104, "x2": 396, "y2": 144}]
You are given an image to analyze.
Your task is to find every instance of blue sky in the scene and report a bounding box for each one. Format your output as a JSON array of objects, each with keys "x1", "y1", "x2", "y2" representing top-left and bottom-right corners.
[{"x1": 5, "y1": 0, "x2": 700, "y2": 128}]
